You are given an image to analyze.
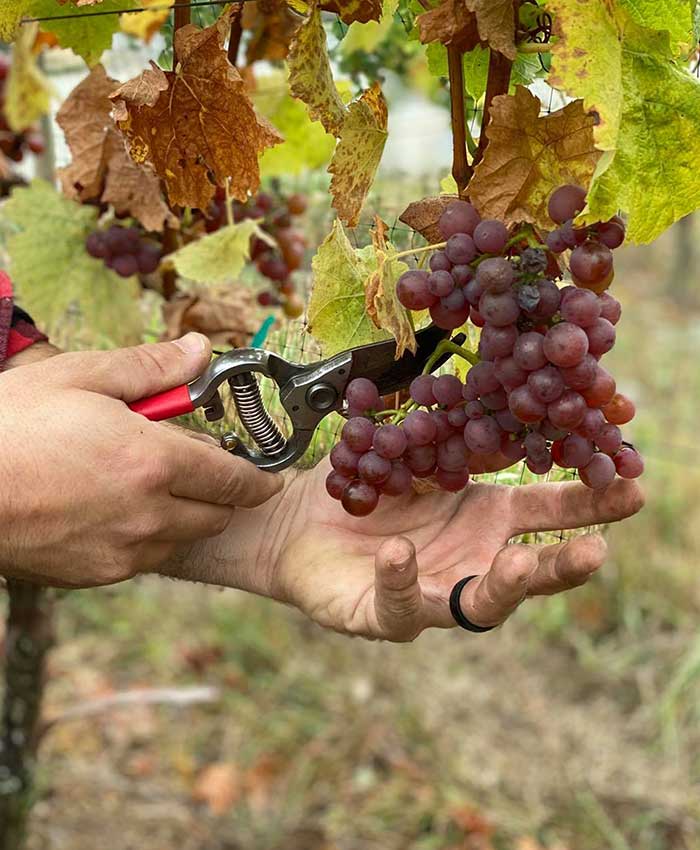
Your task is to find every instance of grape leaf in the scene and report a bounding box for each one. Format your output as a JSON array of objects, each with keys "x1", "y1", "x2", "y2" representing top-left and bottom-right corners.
[
  {"x1": 243, "y1": 0, "x2": 301, "y2": 63},
  {"x1": 120, "y1": 0, "x2": 173, "y2": 42},
  {"x1": 583, "y1": 20, "x2": 700, "y2": 243},
  {"x1": 616, "y1": 0, "x2": 694, "y2": 56},
  {"x1": 364, "y1": 217, "x2": 415, "y2": 357},
  {"x1": 340, "y1": 0, "x2": 398, "y2": 54},
  {"x1": 466, "y1": 0, "x2": 516, "y2": 60},
  {"x1": 324, "y1": 0, "x2": 382, "y2": 24},
  {"x1": 308, "y1": 220, "x2": 390, "y2": 356},
  {"x1": 399, "y1": 194, "x2": 459, "y2": 242},
  {"x1": 111, "y1": 18, "x2": 282, "y2": 211},
  {"x1": 425, "y1": 42, "x2": 489, "y2": 102},
  {"x1": 417, "y1": 0, "x2": 515, "y2": 57},
  {"x1": 168, "y1": 220, "x2": 275, "y2": 285},
  {"x1": 5, "y1": 22, "x2": 53, "y2": 133},
  {"x1": 468, "y1": 86, "x2": 601, "y2": 230},
  {"x1": 287, "y1": 5, "x2": 348, "y2": 136},
  {"x1": 1, "y1": 180, "x2": 142, "y2": 345},
  {"x1": 328, "y1": 82, "x2": 388, "y2": 227},
  {"x1": 58, "y1": 64, "x2": 176, "y2": 233}
]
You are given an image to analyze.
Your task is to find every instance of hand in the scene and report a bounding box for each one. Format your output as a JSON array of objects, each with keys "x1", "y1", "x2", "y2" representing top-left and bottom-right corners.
[
  {"x1": 181, "y1": 459, "x2": 643, "y2": 642},
  {"x1": 0, "y1": 334, "x2": 282, "y2": 587}
]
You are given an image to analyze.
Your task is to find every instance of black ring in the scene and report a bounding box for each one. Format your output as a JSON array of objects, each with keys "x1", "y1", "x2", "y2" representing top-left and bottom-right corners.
[{"x1": 449, "y1": 576, "x2": 496, "y2": 633}]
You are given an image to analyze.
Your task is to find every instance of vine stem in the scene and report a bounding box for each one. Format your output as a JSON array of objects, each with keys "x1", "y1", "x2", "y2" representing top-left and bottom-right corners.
[
  {"x1": 173, "y1": 3, "x2": 191, "y2": 65},
  {"x1": 224, "y1": 178, "x2": 234, "y2": 227},
  {"x1": 447, "y1": 45, "x2": 471, "y2": 197},
  {"x1": 517, "y1": 42, "x2": 551, "y2": 53},
  {"x1": 227, "y1": 3, "x2": 243, "y2": 65},
  {"x1": 394, "y1": 241, "x2": 446, "y2": 260}
]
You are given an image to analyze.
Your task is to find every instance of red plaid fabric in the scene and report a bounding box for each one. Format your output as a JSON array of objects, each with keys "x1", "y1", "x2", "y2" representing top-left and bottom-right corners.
[{"x1": 0, "y1": 271, "x2": 47, "y2": 370}]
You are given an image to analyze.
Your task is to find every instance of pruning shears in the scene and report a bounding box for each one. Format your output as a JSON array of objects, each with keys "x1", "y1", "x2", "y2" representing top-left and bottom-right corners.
[{"x1": 128, "y1": 325, "x2": 461, "y2": 473}]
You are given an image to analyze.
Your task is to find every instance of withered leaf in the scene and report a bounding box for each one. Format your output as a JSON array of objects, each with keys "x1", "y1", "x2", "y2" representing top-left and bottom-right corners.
[
  {"x1": 417, "y1": 0, "x2": 480, "y2": 50},
  {"x1": 399, "y1": 194, "x2": 459, "y2": 243},
  {"x1": 324, "y1": 0, "x2": 382, "y2": 24},
  {"x1": 469, "y1": 86, "x2": 601, "y2": 230},
  {"x1": 57, "y1": 64, "x2": 176, "y2": 232},
  {"x1": 364, "y1": 216, "x2": 416, "y2": 358},
  {"x1": 162, "y1": 287, "x2": 260, "y2": 350},
  {"x1": 328, "y1": 82, "x2": 388, "y2": 227},
  {"x1": 243, "y1": 0, "x2": 301, "y2": 63},
  {"x1": 110, "y1": 19, "x2": 283, "y2": 210},
  {"x1": 466, "y1": 0, "x2": 516, "y2": 60}
]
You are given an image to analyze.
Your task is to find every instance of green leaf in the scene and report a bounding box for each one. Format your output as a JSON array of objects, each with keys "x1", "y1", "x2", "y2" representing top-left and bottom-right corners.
[
  {"x1": 307, "y1": 220, "x2": 391, "y2": 355},
  {"x1": 340, "y1": 0, "x2": 399, "y2": 54},
  {"x1": 616, "y1": 0, "x2": 694, "y2": 56},
  {"x1": 169, "y1": 220, "x2": 274, "y2": 285},
  {"x1": 1, "y1": 180, "x2": 141, "y2": 345},
  {"x1": 583, "y1": 20, "x2": 700, "y2": 243},
  {"x1": 510, "y1": 51, "x2": 545, "y2": 89}
]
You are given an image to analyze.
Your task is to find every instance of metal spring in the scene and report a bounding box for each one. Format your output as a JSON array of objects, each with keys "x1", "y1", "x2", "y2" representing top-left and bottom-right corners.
[{"x1": 229, "y1": 374, "x2": 287, "y2": 457}]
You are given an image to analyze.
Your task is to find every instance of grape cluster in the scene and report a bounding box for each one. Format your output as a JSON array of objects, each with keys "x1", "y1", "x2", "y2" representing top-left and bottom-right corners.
[
  {"x1": 0, "y1": 55, "x2": 45, "y2": 164},
  {"x1": 328, "y1": 187, "x2": 643, "y2": 517},
  {"x1": 205, "y1": 185, "x2": 307, "y2": 320},
  {"x1": 86, "y1": 224, "x2": 162, "y2": 278}
]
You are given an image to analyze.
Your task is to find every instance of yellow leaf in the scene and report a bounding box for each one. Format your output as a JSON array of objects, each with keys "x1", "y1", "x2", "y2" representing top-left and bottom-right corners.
[
  {"x1": 5, "y1": 22, "x2": 54, "y2": 132},
  {"x1": 287, "y1": 5, "x2": 348, "y2": 136},
  {"x1": 120, "y1": 0, "x2": 173, "y2": 42},
  {"x1": 468, "y1": 86, "x2": 601, "y2": 231},
  {"x1": 328, "y1": 82, "x2": 388, "y2": 227}
]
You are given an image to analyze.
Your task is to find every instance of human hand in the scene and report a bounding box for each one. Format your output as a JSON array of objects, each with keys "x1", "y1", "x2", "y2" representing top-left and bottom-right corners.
[
  {"x1": 0, "y1": 334, "x2": 282, "y2": 587},
  {"x1": 209, "y1": 459, "x2": 642, "y2": 641}
]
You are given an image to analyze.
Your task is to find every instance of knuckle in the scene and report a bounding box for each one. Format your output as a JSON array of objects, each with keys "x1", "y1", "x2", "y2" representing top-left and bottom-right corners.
[
  {"x1": 93, "y1": 554, "x2": 139, "y2": 586},
  {"x1": 503, "y1": 545, "x2": 537, "y2": 584}
]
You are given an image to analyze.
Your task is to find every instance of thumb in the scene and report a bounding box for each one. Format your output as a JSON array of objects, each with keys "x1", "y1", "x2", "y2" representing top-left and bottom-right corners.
[
  {"x1": 374, "y1": 536, "x2": 423, "y2": 642},
  {"x1": 55, "y1": 333, "x2": 212, "y2": 402}
]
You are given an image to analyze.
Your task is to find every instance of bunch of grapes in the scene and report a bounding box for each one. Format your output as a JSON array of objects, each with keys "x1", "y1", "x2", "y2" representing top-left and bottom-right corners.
[
  {"x1": 0, "y1": 55, "x2": 45, "y2": 166},
  {"x1": 327, "y1": 187, "x2": 643, "y2": 517},
  {"x1": 204, "y1": 185, "x2": 308, "y2": 320},
  {"x1": 85, "y1": 224, "x2": 162, "y2": 279}
]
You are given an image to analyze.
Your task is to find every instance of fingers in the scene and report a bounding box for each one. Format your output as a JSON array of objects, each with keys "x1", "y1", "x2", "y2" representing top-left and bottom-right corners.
[
  {"x1": 526, "y1": 533, "x2": 607, "y2": 597},
  {"x1": 508, "y1": 478, "x2": 644, "y2": 535},
  {"x1": 459, "y1": 544, "x2": 538, "y2": 628},
  {"x1": 165, "y1": 431, "x2": 284, "y2": 508},
  {"x1": 163, "y1": 499, "x2": 235, "y2": 542},
  {"x1": 53, "y1": 333, "x2": 212, "y2": 401},
  {"x1": 374, "y1": 537, "x2": 423, "y2": 641}
]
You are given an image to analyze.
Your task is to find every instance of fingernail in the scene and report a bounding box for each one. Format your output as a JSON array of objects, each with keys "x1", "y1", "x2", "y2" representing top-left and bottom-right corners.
[{"x1": 174, "y1": 332, "x2": 208, "y2": 354}]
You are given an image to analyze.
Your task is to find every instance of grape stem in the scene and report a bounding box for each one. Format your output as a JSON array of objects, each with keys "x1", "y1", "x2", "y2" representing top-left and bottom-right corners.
[
  {"x1": 422, "y1": 339, "x2": 479, "y2": 375},
  {"x1": 224, "y1": 179, "x2": 234, "y2": 228},
  {"x1": 394, "y1": 241, "x2": 447, "y2": 260},
  {"x1": 504, "y1": 225, "x2": 547, "y2": 251}
]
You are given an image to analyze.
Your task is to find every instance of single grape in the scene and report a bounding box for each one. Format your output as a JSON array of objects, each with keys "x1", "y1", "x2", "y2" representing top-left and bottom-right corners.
[
  {"x1": 547, "y1": 389, "x2": 587, "y2": 430},
  {"x1": 258, "y1": 255, "x2": 289, "y2": 282},
  {"x1": 341, "y1": 480, "x2": 379, "y2": 516},
  {"x1": 468, "y1": 361, "x2": 500, "y2": 394},
  {"x1": 580, "y1": 367, "x2": 616, "y2": 407},
  {"x1": 579, "y1": 453, "x2": 616, "y2": 490},
  {"x1": 397, "y1": 269, "x2": 436, "y2": 311},
  {"x1": 326, "y1": 471, "x2": 351, "y2": 500},
  {"x1": 428, "y1": 270, "x2": 455, "y2": 298},
  {"x1": 283, "y1": 293, "x2": 305, "y2": 320},
  {"x1": 560, "y1": 220, "x2": 589, "y2": 249},
  {"x1": 597, "y1": 220, "x2": 625, "y2": 249},
  {"x1": 560, "y1": 288, "x2": 601, "y2": 328},
  {"x1": 481, "y1": 387, "x2": 508, "y2": 411},
  {"x1": 473, "y1": 220, "x2": 509, "y2": 254},
  {"x1": 598, "y1": 292, "x2": 622, "y2": 325},
  {"x1": 287, "y1": 193, "x2": 308, "y2": 215},
  {"x1": 373, "y1": 424, "x2": 407, "y2": 460},
  {"x1": 429, "y1": 250, "x2": 452, "y2": 272},
  {"x1": 342, "y1": 416, "x2": 376, "y2": 452},
  {"x1": 464, "y1": 277, "x2": 485, "y2": 307},
  {"x1": 430, "y1": 299, "x2": 470, "y2": 330},
  {"x1": 543, "y1": 322, "x2": 589, "y2": 368},
  {"x1": 445, "y1": 233, "x2": 477, "y2": 265},
  {"x1": 86, "y1": 232, "x2": 109, "y2": 259},
  {"x1": 432, "y1": 409, "x2": 453, "y2": 442},
  {"x1": 559, "y1": 434, "x2": 594, "y2": 468},
  {"x1": 345, "y1": 377, "x2": 380, "y2": 412},
  {"x1": 257, "y1": 291, "x2": 275, "y2": 306},
  {"x1": 436, "y1": 467, "x2": 470, "y2": 492},
  {"x1": 501, "y1": 434, "x2": 527, "y2": 461},
  {"x1": 112, "y1": 254, "x2": 139, "y2": 278},
  {"x1": 569, "y1": 241, "x2": 613, "y2": 286},
  {"x1": 546, "y1": 230, "x2": 568, "y2": 254},
  {"x1": 462, "y1": 383, "x2": 479, "y2": 402},
  {"x1": 495, "y1": 408, "x2": 522, "y2": 433},
  {"x1": 517, "y1": 283, "x2": 541, "y2": 313},
  {"x1": 572, "y1": 268, "x2": 614, "y2": 296},
  {"x1": 383, "y1": 460, "x2": 414, "y2": 496},
  {"x1": 479, "y1": 291, "x2": 520, "y2": 326},
  {"x1": 513, "y1": 332, "x2": 548, "y2": 371},
  {"x1": 526, "y1": 452, "x2": 553, "y2": 475},
  {"x1": 330, "y1": 440, "x2": 362, "y2": 476},
  {"x1": 476, "y1": 257, "x2": 514, "y2": 293},
  {"x1": 441, "y1": 287, "x2": 467, "y2": 311},
  {"x1": 137, "y1": 243, "x2": 162, "y2": 275},
  {"x1": 438, "y1": 200, "x2": 480, "y2": 239},
  {"x1": 527, "y1": 279, "x2": 561, "y2": 320},
  {"x1": 433, "y1": 374, "x2": 463, "y2": 408},
  {"x1": 508, "y1": 385, "x2": 547, "y2": 423},
  {"x1": 527, "y1": 365, "x2": 565, "y2": 404},
  {"x1": 524, "y1": 430, "x2": 548, "y2": 463},
  {"x1": 405, "y1": 444, "x2": 437, "y2": 476},
  {"x1": 585, "y1": 318, "x2": 616, "y2": 356},
  {"x1": 539, "y1": 419, "x2": 567, "y2": 441},
  {"x1": 465, "y1": 400, "x2": 485, "y2": 419},
  {"x1": 480, "y1": 323, "x2": 517, "y2": 358},
  {"x1": 410, "y1": 374, "x2": 436, "y2": 407},
  {"x1": 464, "y1": 415, "x2": 502, "y2": 454},
  {"x1": 548, "y1": 185, "x2": 587, "y2": 225},
  {"x1": 559, "y1": 354, "x2": 598, "y2": 390},
  {"x1": 519, "y1": 247, "x2": 548, "y2": 275},
  {"x1": 470, "y1": 308, "x2": 485, "y2": 328},
  {"x1": 576, "y1": 407, "x2": 606, "y2": 440},
  {"x1": 437, "y1": 433, "x2": 470, "y2": 471},
  {"x1": 494, "y1": 355, "x2": 527, "y2": 391},
  {"x1": 447, "y1": 406, "x2": 468, "y2": 429},
  {"x1": 596, "y1": 423, "x2": 623, "y2": 455},
  {"x1": 601, "y1": 393, "x2": 635, "y2": 424},
  {"x1": 403, "y1": 410, "x2": 437, "y2": 446},
  {"x1": 451, "y1": 264, "x2": 473, "y2": 286},
  {"x1": 358, "y1": 450, "x2": 392, "y2": 485},
  {"x1": 614, "y1": 447, "x2": 644, "y2": 479}
]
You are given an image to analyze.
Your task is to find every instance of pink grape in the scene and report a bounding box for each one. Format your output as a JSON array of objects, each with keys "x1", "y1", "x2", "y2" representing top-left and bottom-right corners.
[
  {"x1": 326, "y1": 471, "x2": 352, "y2": 500},
  {"x1": 373, "y1": 424, "x2": 407, "y2": 459},
  {"x1": 560, "y1": 354, "x2": 598, "y2": 390},
  {"x1": 494, "y1": 356, "x2": 527, "y2": 391},
  {"x1": 614, "y1": 447, "x2": 644, "y2": 479},
  {"x1": 543, "y1": 322, "x2": 589, "y2": 367},
  {"x1": 559, "y1": 434, "x2": 594, "y2": 468},
  {"x1": 330, "y1": 441, "x2": 362, "y2": 476},
  {"x1": 508, "y1": 385, "x2": 547, "y2": 423},
  {"x1": 445, "y1": 233, "x2": 477, "y2": 265},
  {"x1": 433, "y1": 374, "x2": 463, "y2": 408},
  {"x1": 596, "y1": 423, "x2": 623, "y2": 455},
  {"x1": 476, "y1": 257, "x2": 515, "y2": 293},
  {"x1": 513, "y1": 332, "x2": 547, "y2": 371},
  {"x1": 479, "y1": 291, "x2": 520, "y2": 326},
  {"x1": 345, "y1": 378, "x2": 379, "y2": 412},
  {"x1": 576, "y1": 407, "x2": 606, "y2": 440},
  {"x1": 397, "y1": 269, "x2": 436, "y2": 310},
  {"x1": 598, "y1": 292, "x2": 621, "y2": 325},
  {"x1": 569, "y1": 241, "x2": 613, "y2": 286},
  {"x1": 382, "y1": 461, "x2": 414, "y2": 496},
  {"x1": 547, "y1": 389, "x2": 587, "y2": 430},
  {"x1": 464, "y1": 416, "x2": 502, "y2": 454},
  {"x1": 436, "y1": 467, "x2": 470, "y2": 492},
  {"x1": 439, "y1": 200, "x2": 480, "y2": 238},
  {"x1": 527, "y1": 452, "x2": 553, "y2": 475},
  {"x1": 560, "y1": 288, "x2": 601, "y2": 327},
  {"x1": 430, "y1": 299, "x2": 470, "y2": 330},
  {"x1": 429, "y1": 250, "x2": 452, "y2": 272},
  {"x1": 432, "y1": 409, "x2": 453, "y2": 442},
  {"x1": 437, "y1": 434, "x2": 470, "y2": 471},
  {"x1": 480, "y1": 323, "x2": 517, "y2": 358},
  {"x1": 501, "y1": 434, "x2": 527, "y2": 461},
  {"x1": 494, "y1": 409, "x2": 522, "y2": 433},
  {"x1": 452, "y1": 264, "x2": 473, "y2": 286},
  {"x1": 527, "y1": 365, "x2": 565, "y2": 404},
  {"x1": 579, "y1": 453, "x2": 616, "y2": 490},
  {"x1": 468, "y1": 361, "x2": 500, "y2": 394},
  {"x1": 428, "y1": 270, "x2": 455, "y2": 297},
  {"x1": 597, "y1": 220, "x2": 625, "y2": 249},
  {"x1": 466, "y1": 401, "x2": 486, "y2": 419},
  {"x1": 447, "y1": 406, "x2": 468, "y2": 429},
  {"x1": 358, "y1": 450, "x2": 392, "y2": 485},
  {"x1": 405, "y1": 444, "x2": 437, "y2": 476},
  {"x1": 342, "y1": 417, "x2": 376, "y2": 452},
  {"x1": 342, "y1": 480, "x2": 379, "y2": 516},
  {"x1": 480, "y1": 387, "x2": 508, "y2": 411},
  {"x1": 410, "y1": 374, "x2": 436, "y2": 406},
  {"x1": 581, "y1": 368, "x2": 616, "y2": 407},
  {"x1": 601, "y1": 393, "x2": 635, "y2": 424},
  {"x1": 586, "y1": 318, "x2": 616, "y2": 356},
  {"x1": 548, "y1": 185, "x2": 587, "y2": 224},
  {"x1": 473, "y1": 219, "x2": 509, "y2": 254},
  {"x1": 403, "y1": 410, "x2": 437, "y2": 446}
]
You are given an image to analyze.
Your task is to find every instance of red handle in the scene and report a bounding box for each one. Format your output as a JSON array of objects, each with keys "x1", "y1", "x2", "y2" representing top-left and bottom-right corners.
[{"x1": 128, "y1": 385, "x2": 195, "y2": 421}]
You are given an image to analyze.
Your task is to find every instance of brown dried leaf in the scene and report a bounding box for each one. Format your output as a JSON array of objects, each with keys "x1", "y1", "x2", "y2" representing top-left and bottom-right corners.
[
  {"x1": 417, "y1": 0, "x2": 480, "y2": 50},
  {"x1": 399, "y1": 194, "x2": 458, "y2": 242},
  {"x1": 161, "y1": 287, "x2": 260, "y2": 350},
  {"x1": 244, "y1": 0, "x2": 301, "y2": 62},
  {"x1": 328, "y1": 82, "x2": 388, "y2": 227},
  {"x1": 192, "y1": 762, "x2": 241, "y2": 815},
  {"x1": 469, "y1": 86, "x2": 601, "y2": 230},
  {"x1": 466, "y1": 0, "x2": 516, "y2": 60},
  {"x1": 324, "y1": 0, "x2": 382, "y2": 24},
  {"x1": 111, "y1": 19, "x2": 283, "y2": 210},
  {"x1": 364, "y1": 216, "x2": 416, "y2": 358},
  {"x1": 57, "y1": 65, "x2": 176, "y2": 232}
]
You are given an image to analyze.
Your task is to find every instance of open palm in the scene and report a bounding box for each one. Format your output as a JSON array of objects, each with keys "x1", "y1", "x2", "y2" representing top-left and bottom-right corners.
[{"x1": 272, "y1": 459, "x2": 644, "y2": 641}]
